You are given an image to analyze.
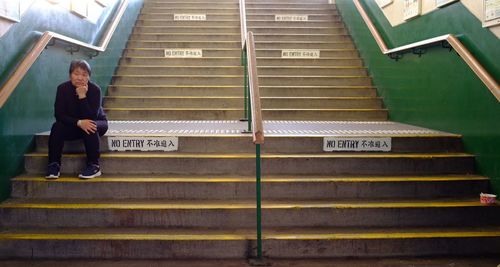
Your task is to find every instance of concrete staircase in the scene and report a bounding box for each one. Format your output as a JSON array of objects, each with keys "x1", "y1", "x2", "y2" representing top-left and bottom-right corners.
[
  {"x1": 1, "y1": 0, "x2": 500, "y2": 261},
  {"x1": 106, "y1": 0, "x2": 245, "y2": 120},
  {"x1": 106, "y1": 0, "x2": 386, "y2": 121},
  {"x1": 247, "y1": 0, "x2": 386, "y2": 121}
]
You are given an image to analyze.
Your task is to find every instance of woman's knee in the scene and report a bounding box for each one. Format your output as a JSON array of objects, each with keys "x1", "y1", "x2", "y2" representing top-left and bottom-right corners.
[
  {"x1": 96, "y1": 120, "x2": 108, "y2": 136},
  {"x1": 50, "y1": 121, "x2": 67, "y2": 137}
]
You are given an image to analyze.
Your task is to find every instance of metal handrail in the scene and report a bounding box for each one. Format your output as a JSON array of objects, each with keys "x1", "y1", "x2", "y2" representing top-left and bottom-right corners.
[
  {"x1": 353, "y1": 0, "x2": 500, "y2": 102},
  {"x1": 238, "y1": 0, "x2": 265, "y2": 262},
  {"x1": 0, "y1": 0, "x2": 129, "y2": 108},
  {"x1": 246, "y1": 31, "x2": 264, "y2": 145},
  {"x1": 238, "y1": 0, "x2": 248, "y2": 50},
  {"x1": 243, "y1": 31, "x2": 265, "y2": 263}
]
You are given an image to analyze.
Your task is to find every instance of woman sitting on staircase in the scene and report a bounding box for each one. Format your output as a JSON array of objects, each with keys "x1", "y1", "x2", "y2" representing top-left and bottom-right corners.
[{"x1": 45, "y1": 59, "x2": 108, "y2": 179}]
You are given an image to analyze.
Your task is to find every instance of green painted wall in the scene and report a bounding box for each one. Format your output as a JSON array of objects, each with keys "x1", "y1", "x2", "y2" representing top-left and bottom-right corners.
[
  {"x1": 0, "y1": 0, "x2": 143, "y2": 201},
  {"x1": 336, "y1": 0, "x2": 500, "y2": 194}
]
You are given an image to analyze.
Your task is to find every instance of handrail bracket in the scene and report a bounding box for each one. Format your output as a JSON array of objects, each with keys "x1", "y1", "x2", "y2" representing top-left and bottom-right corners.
[
  {"x1": 389, "y1": 52, "x2": 403, "y2": 61},
  {"x1": 65, "y1": 45, "x2": 80, "y2": 55},
  {"x1": 352, "y1": 0, "x2": 499, "y2": 101},
  {"x1": 412, "y1": 47, "x2": 426, "y2": 57}
]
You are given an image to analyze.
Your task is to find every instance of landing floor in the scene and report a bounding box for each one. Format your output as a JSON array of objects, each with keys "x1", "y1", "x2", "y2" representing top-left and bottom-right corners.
[
  {"x1": 84, "y1": 120, "x2": 455, "y2": 137},
  {"x1": 1, "y1": 258, "x2": 499, "y2": 267}
]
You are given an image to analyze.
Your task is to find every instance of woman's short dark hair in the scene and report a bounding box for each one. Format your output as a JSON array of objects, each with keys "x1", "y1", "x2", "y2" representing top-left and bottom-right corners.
[{"x1": 69, "y1": 59, "x2": 91, "y2": 77}]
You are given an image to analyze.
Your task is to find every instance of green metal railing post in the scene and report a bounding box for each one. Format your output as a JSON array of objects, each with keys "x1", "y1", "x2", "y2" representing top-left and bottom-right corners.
[
  {"x1": 255, "y1": 143, "x2": 262, "y2": 259},
  {"x1": 247, "y1": 86, "x2": 252, "y2": 132},
  {"x1": 242, "y1": 48, "x2": 248, "y2": 120}
]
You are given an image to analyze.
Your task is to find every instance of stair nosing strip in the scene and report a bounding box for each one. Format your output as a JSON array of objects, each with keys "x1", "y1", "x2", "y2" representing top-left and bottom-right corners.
[
  {"x1": 12, "y1": 176, "x2": 489, "y2": 183},
  {"x1": 0, "y1": 200, "x2": 491, "y2": 210},
  {"x1": 25, "y1": 152, "x2": 474, "y2": 158},
  {"x1": 3, "y1": 230, "x2": 500, "y2": 241}
]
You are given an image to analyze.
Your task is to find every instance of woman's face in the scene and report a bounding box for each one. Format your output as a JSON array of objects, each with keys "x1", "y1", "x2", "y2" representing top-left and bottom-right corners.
[{"x1": 70, "y1": 67, "x2": 90, "y2": 87}]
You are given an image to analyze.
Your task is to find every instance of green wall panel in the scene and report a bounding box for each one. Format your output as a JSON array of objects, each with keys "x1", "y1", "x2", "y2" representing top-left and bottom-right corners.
[
  {"x1": 336, "y1": 0, "x2": 500, "y2": 194},
  {"x1": 0, "y1": 0, "x2": 143, "y2": 201}
]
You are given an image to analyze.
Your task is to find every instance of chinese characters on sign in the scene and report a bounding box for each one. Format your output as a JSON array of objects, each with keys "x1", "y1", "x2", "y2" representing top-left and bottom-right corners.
[
  {"x1": 435, "y1": 0, "x2": 459, "y2": 8},
  {"x1": 275, "y1": 14, "x2": 308, "y2": 21},
  {"x1": 164, "y1": 49, "x2": 203, "y2": 58},
  {"x1": 484, "y1": 0, "x2": 500, "y2": 27},
  {"x1": 403, "y1": 0, "x2": 421, "y2": 20},
  {"x1": 282, "y1": 49, "x2": 320, "y2": 58},
  {"x1": 375, "y1": 0, "x2": 393, "y2": 8},
  {"x1": 323, "y1": 137, "x2": 392, "y2": 152},
  {"x1": 108, "y1": 137, "x2": 179, "y2": 152},
  {"x1": 174, "y1": 14, "x2": 206, "y2": 21}
]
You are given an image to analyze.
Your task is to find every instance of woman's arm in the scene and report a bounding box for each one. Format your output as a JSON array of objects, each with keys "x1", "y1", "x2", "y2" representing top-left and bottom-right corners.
[
  {"x1": 54, "y1": 83, "x2": 79, "y2": 126},
  {"x1": 77, "y1": 82, "x2": 101, "y2": 120}
]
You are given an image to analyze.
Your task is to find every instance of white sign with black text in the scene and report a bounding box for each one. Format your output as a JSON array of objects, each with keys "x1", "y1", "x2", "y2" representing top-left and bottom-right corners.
[
  {"x1": 323, "y1": 137, "x2": 392, "y2": 152},
  {"x1": 282, "y1": 49, "x2": 320, "y2": 58},
  {"x1": 164, "y1": 49, "x2": 203, "y2": 58},
  {"x1": 174, "y1": 13, "x2": 206, "y2": 21},
  {"x1": 275, "y1": 14, "x2": 308, "y2": 21},
  {"x1": 108, "y1": 136, "x2": 179, "y2": 152}
]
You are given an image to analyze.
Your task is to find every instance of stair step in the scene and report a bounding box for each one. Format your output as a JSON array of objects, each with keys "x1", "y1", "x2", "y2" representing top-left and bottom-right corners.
[
  {"x1": 247, "y1": 0, "x2": 329, "y2": 3},
  {"x1": 2, "y1": 258, "x2": 499, "y2": 266},
  {"x1": 34, "y1": 127, "x2": 464, "y2": 153},
  {"x1": 140, "y1": 8, "x2": 240, "y2": 14},
  {"x1": 143, "y1": 1, "x2": 240, "y2": 9},
  {"x1": 2, "y1": 227, "x2": 499, "y2": 258},
  {"x1": 125, "y1": 40, "x2": 355, "y2": 49},
  {"x1": 247, "y1": 14, "x2": 340, "y2": 21},
  {"x1": 252, "y1": 33, "x2": 352, "y2": 42},
  {"x1": 103, "y1": 96, "x2": 382, "y2": 109},
  {"x1": 119, "y1": 57, "x2": 241, "y2": 66},
  {"x1": 129, "y1": 33, "x2": 241, "y2": 41},
  {"x1": 123, "y1": 48, "x2": 242, "y2": 57},
  {"x1": 135, "y1": 19, "x2": 241, "y2": 27},
  {"x1": 245, "y1": 8, "x2": 338, "y2": 15},
  {"x1": 11, "y1": 175, "x2": 488, "y2": 200},
  {"x1": 143, "y1": 3, "x2": 239, "y2": 8},
  {"x1": 119, "y1": 57, "x2": 366, "y2": 67},
  {"x1": 248, "y1": 20, "x2": 344, "y2": 27},
  {"x1": 1, "y1": 198, "x2": 498, "y2": 228},
  {"x1": 259, "y1": 85, "x2": 377, "y2": 97},
  {"x1": 248, "y1": 26, "x2": 347, "y2": 34},
  {"x1": 256, "y1": 49, "x2": 358, "y2": 57},
  {"x1": 112, "y1": 75, "x2": 242, "y2": 86},
  {"x1": 132, "y1": 26, "x2": 347, "y2": 35},
  {"x1": 25, "y1": 152, "x2": 473, "y2": 176},
  {"x1": 114, "y1": 65, "x2": 368, "y2": 77},
  {"x1": 258, "y1": 66, "x2": 367, "y2": 75},
  {"x1": 138, "y1": 13, "x2": 240, "y2": 20},
  {"x1": 260, "y1": 76, "x2": 372, "y2": 86},
  {"x1": 246, "y1": 3, "x2": 336, "y2": 9},
  {"x1": 111, "y1": 75, "x2": 371, "y2": 86},
  {"x1": 104, "y1": 96, "x2": 244, "y2": 108},
  {"x1": 133, "y1": 26, "x2": 241, "y2": 34},
  {"x1": 127, "y1": 40, "x2": 242, "y2": 49},
  {"x1": 115, "y1": 65, "x2": 243, "y2": 75},
  {"x1": 107, "y1": 85, "x2": 377, "y2": 97},
  {"x1": 108, "y1": 85, "x2": 244, "y2": 96},
  {"x1": 102, "y1": 108, "x2": 388, "y2": 120},
  {"x1": 245, "y1": 0, "x2": 328, "y2": 4},
  {"x1": 128, "y1": 33, "x2": 351, "y2": 42},
  {"x1": 255, "y1": 41, "x2": 355, "y2": 49},
  {"x1": 149, "y1": 0, "x2": 239, "y2": 2},
  {"x1": 257, "y1": 58, "x2": 363, "y2": 66},
  {"x1": 148, "y1": 0, "x2": 239, "y2": 3}
]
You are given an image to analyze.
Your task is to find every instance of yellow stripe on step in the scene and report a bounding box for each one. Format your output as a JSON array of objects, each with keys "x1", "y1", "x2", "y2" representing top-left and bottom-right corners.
[
  {"x1": 24, "y1": 152, "x2": 474, "y2": 159},
  {"x1": 13, "y1": 176, "x2": 488, "y2": 183},
  {"x1": 1, "y1": 231, "x2": 500, "y2": 241},
  {"x1": 0, "y1": 201, "x2": 489, "y2": 210},
  {"x1": 270, "y1": 231, "x2": 500, "y2": 240}
]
